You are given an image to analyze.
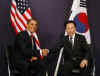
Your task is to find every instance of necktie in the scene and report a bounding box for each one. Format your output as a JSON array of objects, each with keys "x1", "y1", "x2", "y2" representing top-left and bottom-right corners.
[
  {"x1": 69, "y1": 37, "x2": 73, "y2": 48},
  {"x1": 30, "y1": 34, "x2": 36, "y2": 50},
  {"x1": 33, "y1": 36, "x2": 37, "y2": 50}
]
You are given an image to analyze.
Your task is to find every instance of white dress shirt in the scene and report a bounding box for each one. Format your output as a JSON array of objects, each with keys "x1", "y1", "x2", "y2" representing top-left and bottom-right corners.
[{"x1": 69, "y1": 34, "x2": 75, "y2": 47}]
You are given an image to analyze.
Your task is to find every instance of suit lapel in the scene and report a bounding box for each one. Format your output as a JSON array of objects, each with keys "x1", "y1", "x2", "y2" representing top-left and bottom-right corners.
[
  {"x1": 24, "y1": 31, "x2": 40, "y2": 49},
  {"x1": 65, "y1": 35, "x2": 72, "y2": 49},
  {"x1": 65, "y1": 34, "x2": 78, "y2": 49},
  {"x1": 73, "y1": 34, "x2": 78, "y2": 49},
  {"x1": 24, "y1": 31, "x2": 32, "y2": 44}
]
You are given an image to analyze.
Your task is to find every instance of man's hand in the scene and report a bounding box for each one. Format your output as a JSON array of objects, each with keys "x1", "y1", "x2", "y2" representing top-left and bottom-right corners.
[
  {"x1": 30, "y1": 56, "x2": 38, "y2": 62},
  {"x1": 42, "y1": 49, "x2": 49, "y2": 56},
  {"x1": 80, "y1": 59, "x2": 88, "y2": 68}
]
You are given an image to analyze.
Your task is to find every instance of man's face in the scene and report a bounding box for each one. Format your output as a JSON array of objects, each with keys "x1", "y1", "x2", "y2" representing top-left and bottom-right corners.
[
  {"x1": 65, "y1": 23, "x2": 76, "y2": 37},
  {"x1": 27, "y1": 20, "x2": 38, "y2": 33}
]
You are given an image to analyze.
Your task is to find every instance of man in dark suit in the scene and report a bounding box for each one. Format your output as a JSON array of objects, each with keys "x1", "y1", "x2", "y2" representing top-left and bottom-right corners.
[
  {"x1": 44, "y1": 21, "x2": 90, "y2": 76},
  {"x1": 14, "y1": 18, "x2": 47, "y2": 76}
]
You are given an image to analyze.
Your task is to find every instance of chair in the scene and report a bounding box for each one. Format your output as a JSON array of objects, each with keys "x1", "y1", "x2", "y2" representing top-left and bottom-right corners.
[
  {"x1": 72, "y1": 45, "x2": 95, "y2": 76},
  {"x1": 5, "y1": 45, "x2": 21, "y2": 76}
]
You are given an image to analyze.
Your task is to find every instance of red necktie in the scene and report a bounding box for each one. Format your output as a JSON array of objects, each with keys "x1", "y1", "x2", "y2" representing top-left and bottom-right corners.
[{"x1": 30, "y1": 34, "x2": 36, "y2": 50}]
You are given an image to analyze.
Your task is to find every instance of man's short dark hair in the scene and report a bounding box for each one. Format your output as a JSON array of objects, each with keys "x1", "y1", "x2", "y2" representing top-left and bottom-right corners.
[
  {"x1": 64, "y1": 20, "x2": 76, "y2": 28},
  {"x1": 27, "y1": 18, "x2": 38, "y2": 24}
]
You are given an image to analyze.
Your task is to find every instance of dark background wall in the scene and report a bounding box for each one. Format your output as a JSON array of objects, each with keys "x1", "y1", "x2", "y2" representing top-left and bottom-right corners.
[
  {"x1": 30, "y1": 0, "x2": 65, "y2": 49},
  {"x1": 0, "y1": 0, "x2": 98, "y2": 76},
  {"x1": 87, "y1": 0, "x2": 99, "y2": 75}
]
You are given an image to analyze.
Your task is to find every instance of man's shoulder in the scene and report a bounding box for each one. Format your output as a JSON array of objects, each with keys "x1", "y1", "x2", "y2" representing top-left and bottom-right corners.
[
  {"x1": 75, "y1": 33, "x2": 85, "y2": 40},
  {"x1": 17, "y1": 30, "x2": 27, "y2": 36},
  {"x1": 16, "y1": 30, "x2": 28, "y2": 39}
]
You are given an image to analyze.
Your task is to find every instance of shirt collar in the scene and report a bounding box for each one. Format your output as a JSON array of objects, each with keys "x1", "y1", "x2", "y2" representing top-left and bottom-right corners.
[
  {"x1": 26, "y1": 30, "x2": 33, "y2": 36},
  {"x1": 69, "y1": 34, "x2": 75, "y2": 39}
]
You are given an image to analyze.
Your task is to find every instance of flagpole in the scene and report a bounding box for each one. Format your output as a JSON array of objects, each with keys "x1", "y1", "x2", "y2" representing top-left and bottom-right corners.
[{"x1": 54, "y1": 48, "x2": 64, "y2": 76}]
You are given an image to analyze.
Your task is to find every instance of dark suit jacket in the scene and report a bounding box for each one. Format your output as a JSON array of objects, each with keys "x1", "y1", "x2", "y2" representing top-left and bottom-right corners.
[
  {"x1": 14, "y1": 31, "x2": 41, "y2": 65},
  {"x1": 50, "y1": 33, "x2": 90, "y2": 63}
]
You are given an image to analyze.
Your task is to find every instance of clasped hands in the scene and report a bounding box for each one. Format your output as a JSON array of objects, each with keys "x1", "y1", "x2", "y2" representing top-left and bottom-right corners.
[
  {"x1": 41, "y1": 48, "x2": 49, "y2": 56},
  {"x1": 30, "y1": 48, "x2": 49, "y2": 62}
]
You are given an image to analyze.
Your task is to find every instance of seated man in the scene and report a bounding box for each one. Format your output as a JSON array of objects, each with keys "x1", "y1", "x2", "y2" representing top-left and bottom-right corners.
[
  {"x1": 14, "y1": 18, "x2": 47, "y2": 76},
  {"x1": 43, "y1": 21, "x2": 90, "y2": 76}
]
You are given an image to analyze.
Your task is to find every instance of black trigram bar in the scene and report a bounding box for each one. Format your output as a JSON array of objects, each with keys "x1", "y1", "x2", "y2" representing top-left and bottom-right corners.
[
  {"x1": 64, "y1": 7, "x2": 72, "y2": 20},
  {"x1": 80, "y1": 0, "x2": 87, "y2": 7}
]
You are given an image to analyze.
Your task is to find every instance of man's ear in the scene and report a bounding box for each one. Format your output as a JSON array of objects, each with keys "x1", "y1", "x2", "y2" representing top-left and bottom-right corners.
[{"x1": 65, "y1": 30, "x2": 68, "y2": 36}]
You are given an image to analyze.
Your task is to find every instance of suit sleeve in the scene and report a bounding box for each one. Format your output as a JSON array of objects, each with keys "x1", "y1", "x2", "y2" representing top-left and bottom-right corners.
[
  {"x1": 15, "y1": 34, "x2": 40, "y2": 58},
  {"x1": 49, "y1": 35, "x2": 65, "y2": 56},
  {"x1": 81, "y1": 36, "x2": 90, "y2": 60}
]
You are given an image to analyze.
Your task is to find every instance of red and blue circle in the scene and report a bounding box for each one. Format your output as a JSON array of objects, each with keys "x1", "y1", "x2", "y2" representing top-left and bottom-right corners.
[{"x1": 74, "y1": 12, "x2": 89, "y2": 33}]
